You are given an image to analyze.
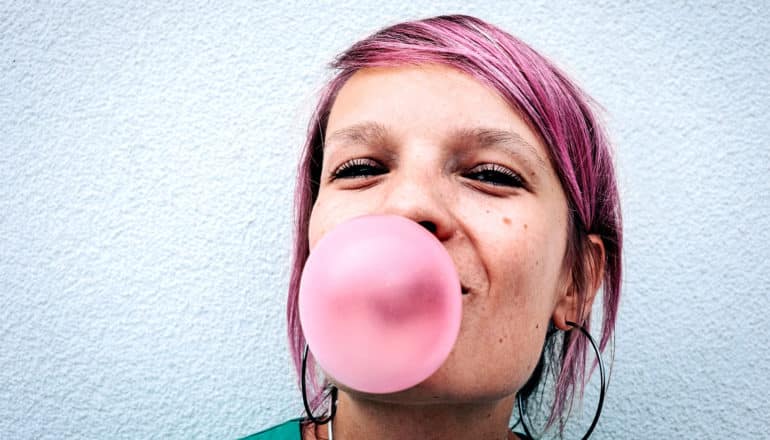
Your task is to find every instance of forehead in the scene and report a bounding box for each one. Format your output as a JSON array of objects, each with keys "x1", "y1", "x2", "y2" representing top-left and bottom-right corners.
[
  {"x1": 325, "y1": 65, "x2": 552, "y2": 174},
  {"x1": 326, "y1": 64, "x2": 546, "y2": 157}
]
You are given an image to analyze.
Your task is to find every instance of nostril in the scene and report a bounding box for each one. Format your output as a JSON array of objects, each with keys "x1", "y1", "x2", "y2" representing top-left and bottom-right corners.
[{"x1": 418, "y1": 221, "x2": 437, "y2": 234}]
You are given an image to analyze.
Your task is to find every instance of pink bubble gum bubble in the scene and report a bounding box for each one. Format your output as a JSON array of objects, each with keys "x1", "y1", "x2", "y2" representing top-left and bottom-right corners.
[{"x1": 298, "y1": 215, "x2": 462, "y2": 394}]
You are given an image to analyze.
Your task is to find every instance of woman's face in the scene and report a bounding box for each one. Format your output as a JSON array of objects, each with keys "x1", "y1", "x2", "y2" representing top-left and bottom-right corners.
[{"x1": 308, "y1": 64, "x2": 574, "y2": 403}]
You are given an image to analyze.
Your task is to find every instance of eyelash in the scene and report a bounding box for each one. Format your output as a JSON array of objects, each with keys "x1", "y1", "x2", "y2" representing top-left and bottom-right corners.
[
  {"x1": 464, "y1": 163, "x2": 526, "y2": 188},
  {"x1": 330, "y1": 158, "x2": 386, "y2": 180},
  {"x1": 330, "y1": 159, "x2": 526, "y2": 189}
]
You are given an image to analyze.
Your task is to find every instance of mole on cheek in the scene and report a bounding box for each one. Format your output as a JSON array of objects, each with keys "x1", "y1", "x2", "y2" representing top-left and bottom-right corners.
[{"x1": 502, "y1": 217, "x2": 511, "y2": 225}]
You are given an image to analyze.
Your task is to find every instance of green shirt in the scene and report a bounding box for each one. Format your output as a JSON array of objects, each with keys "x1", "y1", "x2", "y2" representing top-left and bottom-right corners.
[
  {"x1": 240, "y1": 419, "x2": 302, "y2": 440},
  {"x1": 240, "y1": 418, "x2": 534, "y2": 440}
]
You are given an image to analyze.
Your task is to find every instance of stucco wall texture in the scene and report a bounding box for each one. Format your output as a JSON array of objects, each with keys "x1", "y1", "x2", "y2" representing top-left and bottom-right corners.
[{"x1": 1, "y1": 1, "x2": 768, "y2": 438}]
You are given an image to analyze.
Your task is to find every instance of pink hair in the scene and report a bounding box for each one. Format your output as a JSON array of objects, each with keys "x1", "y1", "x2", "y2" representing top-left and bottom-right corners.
[{"x1": 286, "y1": 14, "x2": 622, "y2": 433}]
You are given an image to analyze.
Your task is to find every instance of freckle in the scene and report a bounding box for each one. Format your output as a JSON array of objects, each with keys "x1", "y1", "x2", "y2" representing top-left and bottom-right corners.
[
  {"x1": 499, "y1": 337, "x2": 504, "y2": 344},
  {"x1": 524, "y1": 223, "x2": 528, "y2": 230},
  {"x1": 502, "y1": 217, "x2": 511, "y2": 225},
  {"x1": 536, "y1": 324, "x2": 539, "y2": 329}
]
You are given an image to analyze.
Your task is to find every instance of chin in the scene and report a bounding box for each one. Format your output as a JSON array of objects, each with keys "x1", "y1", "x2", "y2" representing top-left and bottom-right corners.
[{"x1": 339, "y1": 371, "x2": 517, "y2": 406}]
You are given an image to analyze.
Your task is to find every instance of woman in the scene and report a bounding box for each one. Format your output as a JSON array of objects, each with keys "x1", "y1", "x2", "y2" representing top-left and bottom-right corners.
[{"x1": 247, "y1": 14, "x2": 622, "y2": 440}]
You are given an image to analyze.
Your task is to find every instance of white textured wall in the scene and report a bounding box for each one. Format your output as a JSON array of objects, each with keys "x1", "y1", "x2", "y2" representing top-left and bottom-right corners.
[{"x1": 1, "y1": 1, "x2": 768, "y2": 438}]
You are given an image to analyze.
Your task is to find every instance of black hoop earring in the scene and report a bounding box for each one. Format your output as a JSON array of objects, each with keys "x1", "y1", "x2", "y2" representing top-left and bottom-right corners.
[
  {"x1": 515, "y1": 321, "x2": 606, "y2": 440},
  {"x1": 301, "y1": 345, "x2": 337, "y2": 425}
]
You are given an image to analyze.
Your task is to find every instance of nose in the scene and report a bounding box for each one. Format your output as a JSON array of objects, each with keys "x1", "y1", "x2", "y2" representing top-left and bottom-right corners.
[{"x1": 378, "y1": 171, "x2": 455, "y2": 242}]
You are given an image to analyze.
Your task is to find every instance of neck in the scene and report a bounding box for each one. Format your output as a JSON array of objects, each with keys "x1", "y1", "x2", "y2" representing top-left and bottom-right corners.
[{"x1": 329, "y1": 390, "x2": 519, "y2": 440}]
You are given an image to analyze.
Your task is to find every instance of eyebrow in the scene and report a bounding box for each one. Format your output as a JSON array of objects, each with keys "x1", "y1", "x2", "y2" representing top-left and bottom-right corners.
[
  {"x1": 325, "y1": 121, "x2": 547, "y2": 171},
  {"x1": 451, "y1": 126, "x2": 548, "y2": 171},
  {"x1": 325, "y1": 121, "x2": 391, "y2": 148}
]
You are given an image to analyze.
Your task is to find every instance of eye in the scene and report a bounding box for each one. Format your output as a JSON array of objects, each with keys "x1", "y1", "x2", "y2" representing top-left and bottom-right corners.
[
  {"x1": 465, "y1": 164, "x2": 526, "y2": 188},
  {"x1": 330, "y1": 158, "x2": 387, "y2": 180}
]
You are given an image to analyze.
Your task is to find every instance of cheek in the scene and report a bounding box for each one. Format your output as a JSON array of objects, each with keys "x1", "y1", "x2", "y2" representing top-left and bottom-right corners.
[
  {"x1": 307, "y1": 191, "x2": 374, "y2": 250},
  {"x1": 307, "y1": 197, "x2": 332, "y2": 250},
  {"x1": 307, "y1": 192, "x2": 336, "y2": 250},
  {"x1": 524, "y1": 228, "x2": 569, "y2": 311},
  {"x1": 485, "y1": 216, "x2": 566, "y2": 317}
]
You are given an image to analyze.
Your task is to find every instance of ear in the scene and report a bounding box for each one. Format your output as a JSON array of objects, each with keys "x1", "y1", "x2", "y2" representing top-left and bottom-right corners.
[{"x1": 552, "y1": 234, "x2": 606, "y2": 330}]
